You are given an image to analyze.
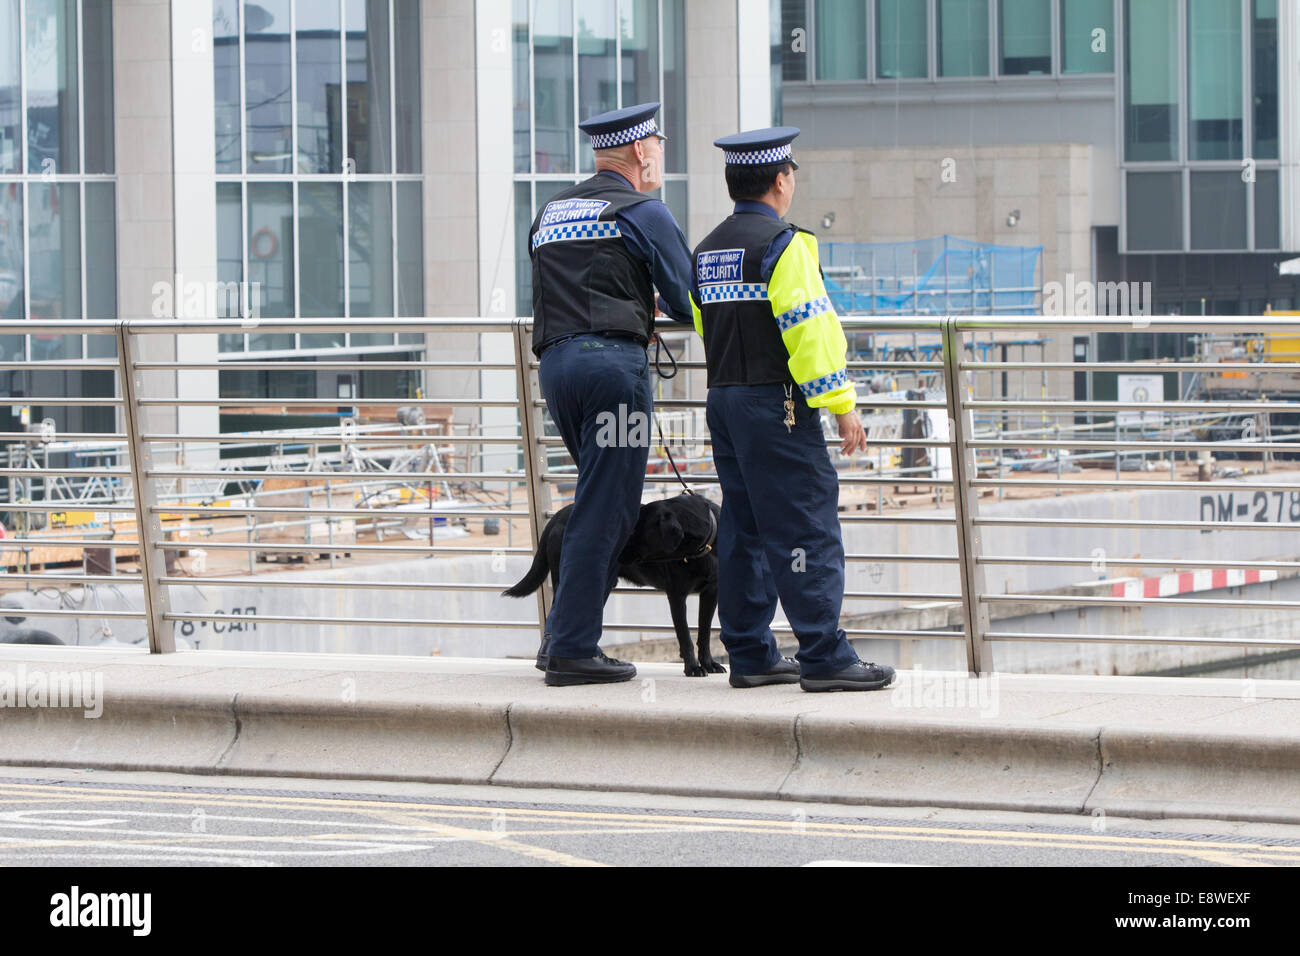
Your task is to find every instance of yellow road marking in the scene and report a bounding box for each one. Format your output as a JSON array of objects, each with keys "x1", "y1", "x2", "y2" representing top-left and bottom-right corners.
[
  {"x1": 367, "y1": 809, "x2": 607, "y2": 867},
  {"x1": 0, "y1": 781, "x2": 1295, "y2": 863}
]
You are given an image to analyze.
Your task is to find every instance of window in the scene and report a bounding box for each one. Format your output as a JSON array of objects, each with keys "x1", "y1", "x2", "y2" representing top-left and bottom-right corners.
[
  {"x1": 0, "y1": 0, "x2": 116, "y2": 440},
  {"x1": 876, "y1": 0, "x2": 926, "y2": 78},
  {"x1": 999, "y1": 0, "x2": 1050, "y2": 75},
  {"x1": 1123, "y1": 0, "x2": 1178, "y2": 161},
  {"x1": 779, "y1": 0, "x2": 807, "y2": 82},
  {"x1": 1190, "y1": 171, "x2": 1247, "y2": 249},
  {"x1": 1254, "y1": 170, "x2": 1279, "y2": 249},
  {"x1": 213, "y1": 0, "x2": 424, "y2": 354},
  {"x1": 1251, "y1": 0, "x2": 1278, "y2": 160},
  {"x1": 0, "y1": 0, "x2": 117, "y2": 366},
  {"x1": 1187, "y1": 0, "x2": 1242, "y2": 161},
  {"x1": 817, "y1": 0, "x2": 868, "y2": 80},
  {"x1": 938, "y1": 0, "x2": 989, "y2": 77},
  {"x1": 513, "y1": 0, "x2": 688, "y2": 315},
  {"x1": 1060, "y1": 0, "x2": 1113, "y2": 74},
  {"x1": 1126, "y1": 171, "x2": 1182, "y2": 251}
]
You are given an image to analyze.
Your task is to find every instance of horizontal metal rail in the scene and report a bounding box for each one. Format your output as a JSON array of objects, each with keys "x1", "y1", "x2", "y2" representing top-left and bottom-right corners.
[
  {"x1": 966, "y1": 399, "x2": 1300, "y2": 413},
  {"x1": 0, "y1": 607, "x2": 145, "y2": 620},
  {"x1": 0, "y1": 397, "x2": 124, "y2": 406},
  {"x1": 143, "y1": 469, "x2": 528, "y2": 482},
  {"x1": 978, "y1": 555, "x2": 1300, "y2": 571},
  {"x1": 0, "y1": 573, "x2": 142, "y2": 585},
  {"x1": 137, "y1": 397, "x2": 521, "y2": 408},
  {"x1": 968, "y1": 438, "x2": 1300, "y2": 452},
  {"x1": 982, "y1": 593, "x2": 1296, "y2": 610},
  {"x1": 967, "y1": 478, "x2": 1300, "y2": 493},
  {"x1": 135, "y1": 361, "x2": 520, "y2": 371},
  {"x1": 985, "y1": 631, "x2": 1300, "y2": 649},
  {"x1": 144, "y1": 504, "x2": 530, "y2": 519},
  {"x1": 138, "y1": 433, "x2": 526, "y2": 445},
  {"x1": 973, "y1": 516, "x2": 1300, "y2": 531}
]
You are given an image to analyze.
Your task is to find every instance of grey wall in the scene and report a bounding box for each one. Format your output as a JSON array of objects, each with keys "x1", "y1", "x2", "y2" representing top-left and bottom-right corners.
[{"x1": 782, "y1": 74, "x2": 1119, "y2": 226}]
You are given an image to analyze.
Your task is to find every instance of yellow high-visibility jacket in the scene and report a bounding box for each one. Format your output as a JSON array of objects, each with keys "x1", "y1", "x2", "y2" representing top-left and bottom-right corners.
[{"x1": 691, "y1": 228, "x2": 856, "y2": 415}]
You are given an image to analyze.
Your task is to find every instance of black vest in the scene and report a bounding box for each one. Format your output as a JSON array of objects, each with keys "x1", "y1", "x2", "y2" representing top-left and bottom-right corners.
[
  {"x1": 692, "y1": 212, "x2": 799, "y2": 388},
  {"x1": 528, "y1": 174, "x2": 656, "y2": 355}
]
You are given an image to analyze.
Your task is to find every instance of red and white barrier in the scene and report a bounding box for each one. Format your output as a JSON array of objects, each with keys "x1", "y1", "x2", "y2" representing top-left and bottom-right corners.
[{"x1": 1111, "y1": 568, "x2": 1279, "y2": 599}]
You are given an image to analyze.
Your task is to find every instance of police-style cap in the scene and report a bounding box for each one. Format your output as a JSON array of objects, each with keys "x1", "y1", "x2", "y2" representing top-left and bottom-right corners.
[
  {"x1": 579, "y1": 102, "x2": 665, "y2": 150},
  {"x1": 713, "y1": 126, "x2": 800, "y2": 170}
]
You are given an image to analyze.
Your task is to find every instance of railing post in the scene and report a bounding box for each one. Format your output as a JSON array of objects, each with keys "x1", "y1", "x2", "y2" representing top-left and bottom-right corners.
[
  {"x1": 117, "y1": 321, "x2": 176, "y2": 652},
  {"x1": 941, "y1": 316, "x2": 993, "y2": 675},
  {"x1": 512, "y1": 319, "x2": 553, "y2": 637}
]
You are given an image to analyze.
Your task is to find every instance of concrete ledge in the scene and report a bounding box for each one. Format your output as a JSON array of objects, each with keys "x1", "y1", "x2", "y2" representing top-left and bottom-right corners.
[
  {"x1": 782, "y1": 716, "x2": 1102, "y2": 813},
  {"x1": 493, "y1": 705, "x2": 797, "y2": 798},
  {"x1": 1090, "y1": 729, "x2": 1300, "y2": 824},
  {"x1": 2, "y1": 648, "x2": 1300, "y2": 823},
  {"x1": 221, "y1": 696, "x2": 512, "y2": 784}
]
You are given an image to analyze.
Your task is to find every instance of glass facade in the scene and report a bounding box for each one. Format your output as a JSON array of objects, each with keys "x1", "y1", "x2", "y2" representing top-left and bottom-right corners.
[
  {"x1": 999, "y1": 0, "x2": 1051, "y2": 74},
  {"x1": 0, "y1": 0, "x2": 116, "y2": 439},
  {"x1": 784, "y1": 1, "x2": 1120, "y2": 84},
  {"x1": 513, "y1": 0, "x2": 688, "y2": 315},
  {"x1": 816, "y1": 0, "x2": 868, "y2": 80},
  {"x1": 1123, "y1": 0, "x2": 1179, "y2": 161},
  {"x1": 213, "y1": 0, "x2": 424, "y2": 355},
  {"x1": 876, "y1": 0, "x2": 926, "y2": 78},
  {"x1": 1251, "y1": 0, "x2": 1277, "y2": 159},
  {"x1": 1187, "y1": 0, "x2": 1242, "y2": 160},
  {"x1": 1121, "y1": 0, "x2": 1281, "y2": 252},
  {"x1": 0, "y1": 0, "x2": 116, "y2": 364},
  {"x1": 1061, "y1": 0, "x2": 1113, "y2": 74},
  {"x1": 938, "y1": 0, "x2": 989, "y2": 78}
]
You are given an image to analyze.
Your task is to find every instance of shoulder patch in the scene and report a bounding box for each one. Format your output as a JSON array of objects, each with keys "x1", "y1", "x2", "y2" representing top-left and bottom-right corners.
[
  {"x1": 539, "y1": 198, "x2": 611, "y2": 228},
  {"x1": 695, "y1": 248, "x2": 745, "y2": 286}
]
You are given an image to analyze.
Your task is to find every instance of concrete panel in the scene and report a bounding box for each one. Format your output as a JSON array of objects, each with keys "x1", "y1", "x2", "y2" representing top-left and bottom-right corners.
[{"x1": 783, "y1": 716, "x2": 1101, "y2": 812}]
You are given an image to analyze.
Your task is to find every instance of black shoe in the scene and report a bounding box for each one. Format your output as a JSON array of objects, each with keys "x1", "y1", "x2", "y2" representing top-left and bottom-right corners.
[
  {"x1": 800, "y1": 660, "x2": 896, "y2": 693},
  {"x1": 730, "y1": 657, "x2": 800, "y2": 688},
  {"x1": 535, "y1": 632, "x2": 553, "y2": 672},
  {"x1": 544, "y1": 652, "x2": 637, "y2": 686}
]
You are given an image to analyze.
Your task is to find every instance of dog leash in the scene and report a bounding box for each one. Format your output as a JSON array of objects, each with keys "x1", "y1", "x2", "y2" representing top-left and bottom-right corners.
[
  {"x1": 652, "y1": 332, "x2": 678, "y2": 379},
  {"x1": 650, "y1": 332, "x2": 697, "y2": 497}
]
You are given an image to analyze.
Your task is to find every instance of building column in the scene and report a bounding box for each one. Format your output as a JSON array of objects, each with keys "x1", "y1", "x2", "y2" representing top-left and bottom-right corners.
[
  {"x1": 473, "y1": 0, "x2": 517, "y2": 479},
  {"x1": 170, "y1": 0, "x2": 220, "y2": 482}
]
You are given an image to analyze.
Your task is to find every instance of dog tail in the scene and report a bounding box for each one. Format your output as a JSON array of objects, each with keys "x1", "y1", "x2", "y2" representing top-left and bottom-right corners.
[{"x1": 502, "y1": 543, "x2": 550, "y2": 598}]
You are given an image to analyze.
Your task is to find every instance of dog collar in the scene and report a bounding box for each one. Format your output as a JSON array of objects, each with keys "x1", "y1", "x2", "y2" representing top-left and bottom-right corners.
[{"x1": 683, "y1": 508, "x2": 718, "y2": 562}]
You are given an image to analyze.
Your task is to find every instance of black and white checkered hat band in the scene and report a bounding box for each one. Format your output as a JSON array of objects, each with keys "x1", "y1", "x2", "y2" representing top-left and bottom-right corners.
[
  {"x1": 588, "y1": 118, "x2": 659, "y2": 149},
  {"x1": 723, "y1": 144, "x2": 793, "y2": 165}
]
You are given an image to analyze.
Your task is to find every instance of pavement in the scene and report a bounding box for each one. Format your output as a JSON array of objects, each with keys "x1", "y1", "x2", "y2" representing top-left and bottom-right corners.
[{"x1": 1, "y1": 645, "x2": 1299, "y2": 825}]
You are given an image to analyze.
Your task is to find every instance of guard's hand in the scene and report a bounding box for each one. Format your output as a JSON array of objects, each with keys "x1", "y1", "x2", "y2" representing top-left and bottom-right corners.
[{"x1": 835, "y1": 410, "x2": 867, "y2": 457}]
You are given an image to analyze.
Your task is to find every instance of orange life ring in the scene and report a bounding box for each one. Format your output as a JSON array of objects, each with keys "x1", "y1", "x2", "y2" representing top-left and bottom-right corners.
[{"x1": 251, "y1": 226, "x2": 278, "y2": 259}]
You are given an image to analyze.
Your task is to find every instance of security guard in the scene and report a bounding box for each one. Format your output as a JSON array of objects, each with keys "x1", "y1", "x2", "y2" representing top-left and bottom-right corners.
[
  {"x1": 689, "y1": 127, "x2": 896, "y2": 692},
  {"x1": 529, "y1": 102, "x2": 696, "y2": 686}
]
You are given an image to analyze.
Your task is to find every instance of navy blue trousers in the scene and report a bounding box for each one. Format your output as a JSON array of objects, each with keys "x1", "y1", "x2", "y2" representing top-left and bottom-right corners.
[
  {"x1": 538, "y1": 335, "x2": 652, "y2": 659},
  {"x1": 705, "y1": 384, "x2": 860, "y2": 678}
]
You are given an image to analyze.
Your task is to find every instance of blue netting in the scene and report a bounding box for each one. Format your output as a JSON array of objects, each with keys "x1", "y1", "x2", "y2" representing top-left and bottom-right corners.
[{"x1": 820, "y1": 235, "x2": 1042, "y2": 315}]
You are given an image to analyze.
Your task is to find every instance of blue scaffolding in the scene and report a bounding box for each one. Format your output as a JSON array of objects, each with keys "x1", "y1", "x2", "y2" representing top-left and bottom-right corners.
[{"x1": 820, "y1": 235, "x2": 1042, "y2": 316}]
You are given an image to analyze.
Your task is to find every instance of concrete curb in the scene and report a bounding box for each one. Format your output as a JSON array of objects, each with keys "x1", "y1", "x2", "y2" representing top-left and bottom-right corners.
[
  {"x1": 492, "y1": 705, "x2": 798, "y2": 798},
  {"x1": 1088, "y1": 728, "x2": 1300, "y2": 824},
  {"x1": 2, "y1": 651, "x2": 1299, "y2": 823},
  {"x1": 781, "y1": 716, "x2": 1103, "y2": 814}
]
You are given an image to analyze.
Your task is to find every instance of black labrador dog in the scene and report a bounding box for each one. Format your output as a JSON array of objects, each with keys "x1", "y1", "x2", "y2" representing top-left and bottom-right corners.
[{"x1": 503, "y1": 492, "x2": 725, "y2": 676}]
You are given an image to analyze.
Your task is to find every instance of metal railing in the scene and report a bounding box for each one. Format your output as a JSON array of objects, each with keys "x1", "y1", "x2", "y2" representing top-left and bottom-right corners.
[{"x1": 1, "y1": 316, "x2": 1298, "y2": 676}]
